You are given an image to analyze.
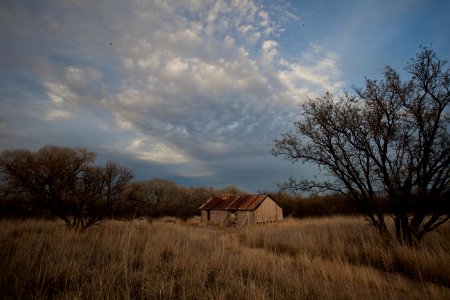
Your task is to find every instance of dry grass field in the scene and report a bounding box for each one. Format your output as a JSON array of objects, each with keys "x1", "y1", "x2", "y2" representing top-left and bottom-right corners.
[{"x1": 1, "y1": 216, "x2": 449, "y2": 299}]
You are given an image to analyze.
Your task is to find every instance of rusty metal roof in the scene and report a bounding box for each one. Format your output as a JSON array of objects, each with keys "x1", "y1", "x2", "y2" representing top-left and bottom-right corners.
[{"x1": 199, "y1": 194, "x2": 271, "y2": 211}]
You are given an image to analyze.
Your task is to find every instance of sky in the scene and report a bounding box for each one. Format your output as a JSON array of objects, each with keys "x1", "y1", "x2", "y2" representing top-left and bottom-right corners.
[{"x1": 0, "y1": 0, "x2": 449, "y2": 193}]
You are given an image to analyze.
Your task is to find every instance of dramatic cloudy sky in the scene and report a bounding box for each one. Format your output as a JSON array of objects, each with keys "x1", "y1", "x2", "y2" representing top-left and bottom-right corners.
[{"x1": 1, "y1": 0, "x2": 449, "y2": 192}]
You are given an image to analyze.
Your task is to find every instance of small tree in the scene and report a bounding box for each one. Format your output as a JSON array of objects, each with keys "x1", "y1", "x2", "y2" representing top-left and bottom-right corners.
[
  {"x1": 0, "y1": 145, "x2": 134, "y2": 229},
  {"x1": 273, "y1": 47, "x2": 450, "y2": 245}
]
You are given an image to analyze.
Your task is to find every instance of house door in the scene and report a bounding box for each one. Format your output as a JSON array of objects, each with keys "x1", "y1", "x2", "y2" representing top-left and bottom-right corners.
[
  {"x1": 207, "y1": 210, "x2": 210, "y2": 221},
  {"x1": 230, "y1": 210, "x2": 237, "y2": 226}
]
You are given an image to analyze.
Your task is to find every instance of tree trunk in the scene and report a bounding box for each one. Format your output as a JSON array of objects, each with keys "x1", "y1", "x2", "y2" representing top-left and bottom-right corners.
[
  {"x1": 394, "y1": 213, "x2": 421, "y2": 246},
  {"x1": 394, "y1": 216, "x2": 401, "y2": 242}
]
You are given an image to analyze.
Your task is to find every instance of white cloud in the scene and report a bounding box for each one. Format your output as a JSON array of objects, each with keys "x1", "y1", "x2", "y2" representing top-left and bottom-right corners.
[
  {"x1": 65, "y1": 66, "x2": 102, "y2": 87},
  {"x1": 44, "y1": 82, "x2": 76, "y2": 104},
  {"x1": 1, "y1": 0, "x2": 344, "y2": 172},
  {"x1": 261, "y1": 40, "x2": 278, "y2": 64},
  {"x1": 126, "y1": 138, "x2": 191, "y2": 164},
  {"x1": 278, "y1": 44, "x2": 344, "y2": 95},
  {"x1": 95, "y1": 0, "x2": 344, "y2": 163},
  {"x1": 40, "y1": 65, "x2": 105, "y2": 122},
  {"x1": 45, "y1": 109, "x2": 72, "y2": 121}
]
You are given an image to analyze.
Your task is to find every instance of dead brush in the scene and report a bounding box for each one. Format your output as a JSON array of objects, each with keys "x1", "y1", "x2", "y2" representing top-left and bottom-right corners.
[{"x1": 0, "y1": 217, "x2": 449, "y2": 299}]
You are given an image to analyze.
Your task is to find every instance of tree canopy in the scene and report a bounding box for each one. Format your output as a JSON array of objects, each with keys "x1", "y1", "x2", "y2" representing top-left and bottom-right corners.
[
  {"x1": 273, "y1": 47, "x2": 450, "y2": 245},
  {"x1": 0, "y1": 145, "x2": 134, "y2": 229}
]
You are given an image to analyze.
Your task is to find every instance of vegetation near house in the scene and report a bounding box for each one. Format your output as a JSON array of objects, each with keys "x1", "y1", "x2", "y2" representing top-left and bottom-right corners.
[
  {"x1": 199, "y1": 194, "x2": 283, "y2": 226},
  {"x1": 0, "y1": 145, "x2": 135, "y2": 229},
  {"x1": 273, "y1": 47, "x2": 450, "y2": 245},
  {"x1": 0, "y1": 147, "x2": 251, "y2": 223},
  {"x1": 130, "y1": 179, "x2": 246, "y2": 219}
]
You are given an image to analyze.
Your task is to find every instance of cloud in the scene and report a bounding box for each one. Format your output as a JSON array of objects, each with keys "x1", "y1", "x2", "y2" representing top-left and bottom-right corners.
[
  {"x1": 40, "y1": 65, "x2": 105, "y2": 121},
  {"x1": 98, "y1": 1, "x2": 343, "y2": 162},
  {"x1": 278, "y1": 44, "x2": 344, "y2": 97},
  {"x1": 120, "y1": 137, "x2": 192, "y2": 164},
  {"x1": 261, "y1": 40, "x2": 278, "y2": 64},
  {"x1": 0, "y1": 0, "x2": 344, "y2": 190}
]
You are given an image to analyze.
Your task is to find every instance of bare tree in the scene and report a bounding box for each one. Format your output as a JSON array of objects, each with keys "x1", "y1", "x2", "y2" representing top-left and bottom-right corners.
[
  {"x1": 71, "y1": 161, "x2": 134, "y2": 228},
  {"x1": 273, "y1": 47, "x2": 450, "y2": 245},
  {"x1": 0, "y1": 145, "x2": 134, "y2": 229}
]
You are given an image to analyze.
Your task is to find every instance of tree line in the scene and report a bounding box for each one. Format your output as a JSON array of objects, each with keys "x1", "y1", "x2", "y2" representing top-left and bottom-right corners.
[
  {"x1": 0, "y1": 145, "x2": 248, "y2": 229},
  {"x1": 0, "y1": 145, "x2": 368, "y2": 228},
  {"x1": 2, "y1": 143, "x2": 439, "y2": 234}
]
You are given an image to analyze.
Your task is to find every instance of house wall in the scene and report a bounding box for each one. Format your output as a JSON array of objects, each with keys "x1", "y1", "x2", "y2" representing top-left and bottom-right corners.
[
  {"x1": 276, "y1": 205, "x2": 283, "y2": 221},
  {"x1": 254, "y1": 197, "x2": 283, "y2": 223},
  {"x1": 201, "y1": 196, "x2": 283, "y2": 226},
  {"x1": 200, "y1": 210, "x2": 208, "y2": 223},
  {"x1": 201, "y1": 209, "x2": 255, "y2": 226},
  {"x1": 236, "y1": 210, "x2": 254, "y2": 226},
  {"x1": 209, "y1": 210, "x2": 229, "y2": 225}
]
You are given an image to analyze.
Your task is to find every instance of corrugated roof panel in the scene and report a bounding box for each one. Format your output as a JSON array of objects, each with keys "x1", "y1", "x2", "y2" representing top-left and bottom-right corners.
[{"x1": 199, "y1": 194, "x2": 269, "y2": 210}]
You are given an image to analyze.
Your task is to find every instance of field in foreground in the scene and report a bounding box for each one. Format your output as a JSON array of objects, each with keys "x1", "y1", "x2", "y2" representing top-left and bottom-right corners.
[{"x1": 1, "y1": 217, "x2": 449, "y2": 299}]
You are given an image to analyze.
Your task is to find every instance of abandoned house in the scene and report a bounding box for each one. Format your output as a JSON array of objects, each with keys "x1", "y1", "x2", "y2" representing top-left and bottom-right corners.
[{"x1": 199, "y1": 194, "x2": 283, "y2": 227}]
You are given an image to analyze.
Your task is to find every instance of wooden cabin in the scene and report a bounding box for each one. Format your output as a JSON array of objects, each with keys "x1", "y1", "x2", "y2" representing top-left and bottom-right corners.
[{"x1": 199, "y1": 194, "x2": 283, "y2": 227}]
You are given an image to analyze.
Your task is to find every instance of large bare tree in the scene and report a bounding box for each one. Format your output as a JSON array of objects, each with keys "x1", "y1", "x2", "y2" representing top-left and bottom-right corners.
[
  {"x1": 0, "y1": 145, "x2": 134, "y2": 229},
  {"x1": 273, "y1": 48, "x2": 450, "y2": 245}
]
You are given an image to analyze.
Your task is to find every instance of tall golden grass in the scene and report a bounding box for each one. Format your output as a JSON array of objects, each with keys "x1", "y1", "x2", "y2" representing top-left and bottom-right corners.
[{"x1": 1, "y1": 217, "x2": 449, "y2": 299}]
